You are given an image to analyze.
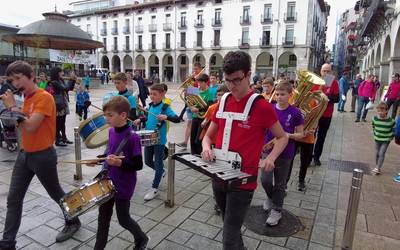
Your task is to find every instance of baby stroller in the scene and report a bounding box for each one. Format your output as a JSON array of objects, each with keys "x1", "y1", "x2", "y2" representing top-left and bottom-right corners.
[{"x1": 0, "y1": 115, "x2": 18, "y2": 152}]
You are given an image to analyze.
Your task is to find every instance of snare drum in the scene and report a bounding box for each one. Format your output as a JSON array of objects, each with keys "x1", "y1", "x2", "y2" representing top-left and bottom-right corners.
[
  {"x1": 136, "y1": 130, "x2": 160, "y2": 146},
  {"x1": 78, "y1": 112, "x2": 109, "y2": 148},
  {"x1": 60, "y1": 178, "x2": 115, "y2": 219}
]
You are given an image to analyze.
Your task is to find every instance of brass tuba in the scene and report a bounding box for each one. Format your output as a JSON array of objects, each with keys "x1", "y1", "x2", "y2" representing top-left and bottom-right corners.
[{"x1": 179, "y1": 68, "x2": 208, "y2": 118}]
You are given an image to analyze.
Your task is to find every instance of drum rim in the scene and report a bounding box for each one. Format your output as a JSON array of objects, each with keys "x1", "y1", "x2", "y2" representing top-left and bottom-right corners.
[
  {"x1": 84, "y1": 124, "x2": 110, "y2": 148},
  {"x1": 78, "y1": 112, "x2": 105, "y2": 131}
]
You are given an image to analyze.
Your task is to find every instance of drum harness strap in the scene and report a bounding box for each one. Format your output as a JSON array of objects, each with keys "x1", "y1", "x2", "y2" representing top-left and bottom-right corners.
[{"x1": 214, "y1": 92, "x2": 261, "y2": 166}]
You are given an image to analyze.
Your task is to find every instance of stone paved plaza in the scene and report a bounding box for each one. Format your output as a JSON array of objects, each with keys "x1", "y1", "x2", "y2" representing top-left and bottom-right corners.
[{"x1": 0, "y1": 85, "x2": 399, "y2": 250}]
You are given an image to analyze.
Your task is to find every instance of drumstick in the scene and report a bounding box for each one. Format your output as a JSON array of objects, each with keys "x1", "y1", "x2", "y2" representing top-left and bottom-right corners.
[
  {"x1": 59, "y1": 156, "x2": 125, "y2": 164},
  {"x1": 90, "y1": 103, "x2": 136, "y2": 123},
  {"x1": 137, "y1": 105, "x2": 158, "y2": 118}
]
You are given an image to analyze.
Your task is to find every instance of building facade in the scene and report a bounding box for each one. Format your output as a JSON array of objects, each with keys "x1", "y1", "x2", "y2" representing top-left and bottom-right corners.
[{"x1": 67, "y1": 0, "x2": 330, "y2": 82}]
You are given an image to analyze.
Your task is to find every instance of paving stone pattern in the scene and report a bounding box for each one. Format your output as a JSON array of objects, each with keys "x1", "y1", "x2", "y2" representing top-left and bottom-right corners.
[{"x1": 0, "y1": 86, "x2": 399, "y2": 249}]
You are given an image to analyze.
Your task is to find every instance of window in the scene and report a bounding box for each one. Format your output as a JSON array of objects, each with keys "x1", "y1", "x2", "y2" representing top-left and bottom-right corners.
[
  {"x1": 113, "y1": 37, "x2": 118, "y2": 51},
  {"x1": 167, "y1": 56, "x2": 173, "y2": 64},
  {"x1": 125, "y1": 19, "x2": 129, "y2": 27},
  {"x1": 125, "y1": 36, "x2": 129, "y2": 50},
  {"x1": 215, "y1": 8, "x2": 221, "y2": 24},
  {"x1": 103, "y1": 38, "x2": 107, "y2": 49},
  {"x1": 196, "y1": 31, "x2": 203, "y2": 46},
  {"x1": 113, "y1": 20, "x2": 118, "y2": 29},
  {"x1": 151, "y1": 16, "x2": 156, "y2": 24},
  {"x1": 181, "y1": 56, "x2": 186, "y2": 65},
  {"x1": 180, "y1": 32, "x2": 186, "y2": 46},
  {"x1": 262, "y1": 30, "x2": 270, "y2": 45},
  {"x1": 242, "y1": 29, "x2": 249, "y2": 44},
  {"x1": 138, "y1": 35, "x2": 142, "y2": 48},
  {"x1": 151, "y1": 34, "x2": 156, "y2": 48},
  {"x1": 166, "y1": 13, "x2": 171, "y2": 23},
  {"x1": 165, "y1": 33, "x2": 171, "y2": 48},
  {"x1": 87, "y1": 17, "x2": 91, "y2": 21},
  {"x1": 264, "y1": 4, "x2": 272, "y2": 21},
  {"x1": 197, "y1": 10, "x2": 203, "y2": 24},
  {"x1": 287, "y1": 2, "x2": 296, "y2": 19},
  {"x1": 138, "y1": 17, "x2": 142, "y2": 25},
  {"x1": 285, "y1": 27, "x2": 294, "y2": 43},
  {"x1": 243, "y1": 6, "x2": 250, "y2": 21},
  {"x1": 102, "y1": 22, "x2": 107, "y2": 29},
  {"x1": 214, "y1": 30, "x2": 220, "y2": 45}
]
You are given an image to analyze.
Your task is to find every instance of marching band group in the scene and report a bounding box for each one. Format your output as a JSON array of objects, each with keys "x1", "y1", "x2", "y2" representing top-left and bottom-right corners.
[{"x1": 0, "y1": 50, "x2": 344, "y2": 250}]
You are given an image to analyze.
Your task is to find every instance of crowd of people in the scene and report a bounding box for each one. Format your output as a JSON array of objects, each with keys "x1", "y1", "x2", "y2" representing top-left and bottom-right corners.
[{"x1": 0, "y1": 50, "x2": 399, "y2": 250}]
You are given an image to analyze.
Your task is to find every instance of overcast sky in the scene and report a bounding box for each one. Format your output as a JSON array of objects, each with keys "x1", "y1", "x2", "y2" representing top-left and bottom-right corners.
[{"x1": 1, "y1": 0, "x2": 357, "y2": 50}]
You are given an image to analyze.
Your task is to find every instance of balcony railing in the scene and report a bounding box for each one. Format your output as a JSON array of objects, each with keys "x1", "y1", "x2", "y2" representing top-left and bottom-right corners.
[
  {"x1": 178, "y1": 21, "x2": 187, "y2": 29},
  {"x1": 177, "y1": 42, "x2": 186, "y2": 50},
  {"x1": 282, "y1": 36, "x2": 295, "y2": 47},
  {"x1": 240, "y1": 16, "x2": 251, "y2": 25},
  {"x1": 100, "y1": 29, "x2": 107, "y2": 36},
  {"x1": 163, "y1": 23, "x2": 172, "y2": 31},
  {"x1": 123, "y1": 26, "x2": 130, "y2": 34},
  {"x1": 284, "y1": 12, "x2": 297, "y2": 22},
  {"x1": 135, "y1": 44, "x2": 143, "y2": 52},
  {"x1": 111, "y1": 27, "x2": 118, "y2": 35},
  {"x1": 149, "y1": 43, "x2": 157, "y2": 51},
  {"x1": 261, "y1": 14, "x2": 273, "y2": 24},
  {"x1": 238, "y1": 39, "x2": 250, "y2": 49},
  {"x1": 193, "y1": 41, "x2": 203, "y2": 50},
  {"x1": 260, "y1": 37, "x2": 272, "y2": 47},
  {"x1": 148, "y1": 24, "x2": 157, "y2": 32},
  {"x1": 135, "y1": 25, "x2": 143, "y2": 33},
  {"x1": 163, "y1": 42, "x2": 172, "y2": 51},
  {"x1": 211, "y1": 40, "x2": 221, "y2": 49},
  {"x1": 212, "y1": 18, "x2": 222, "y2": 27},
  {"x1": 194, "y1": 19, "x2": 204, "y2": 28}
]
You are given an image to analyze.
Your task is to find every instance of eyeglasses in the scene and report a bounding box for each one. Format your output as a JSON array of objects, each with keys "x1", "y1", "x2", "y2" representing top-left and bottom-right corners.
[{"x1": 225, "y1": 75, "x2": 246, "y2": 86}]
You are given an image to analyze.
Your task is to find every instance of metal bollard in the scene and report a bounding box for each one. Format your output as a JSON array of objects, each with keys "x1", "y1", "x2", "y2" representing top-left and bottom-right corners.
[
  {"x1": 74, "y1": 127, "x2": 82, "y2": 180},
  {"x1": 341, "y1": 169, "x2": 364, "y2": 250},
  {"x1": 165, "y1": 142, "x2": 175, "y2": 207}
]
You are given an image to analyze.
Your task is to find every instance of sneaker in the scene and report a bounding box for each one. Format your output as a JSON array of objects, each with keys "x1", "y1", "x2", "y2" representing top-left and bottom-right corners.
[
  {"x1": 314, "y1": 158, "x2": 321, "y2": 166},
  {"x1": 266, "y1": 209, "x2": 282, "y2": 226},
  {"x1": 62, "y1": 139, "x2": 73, "y2": 144},
  {"x1": 214, "y1": 204, "x2": 221, "y2": 215},
  {"x1": 55, "y1": 141, "x2": 67, "y2": 147},
  {"x1": 0, "y1": 240, "x2": 16, "y2": 250},
  {"x1": 263, "y1": 198, "x2": 273, "y2": 211},
  {"x1": 298, "y1": 182, "x2": 306, "y2": 191},
  {"x1": 350, "y1": 110, "x2": 355, "y2": 113},
  {"x1": 56, "y1": 219, "x2": 81, "y2": 242},
  {"x1": 355, "y1": 119, "x2": 360, "y2": 122},
  {"x1": 144, "y1": 188, "x2": 158, "y2": 201},
  {"x1": 372, "y1": 168, "x2": 381, "y2": 175},
  {"x1": 134, "y1": 236, "x2": 150, "y2": 250},
  {"x1": 393, "y1": 174, "x2": 400, "y2": 183},
  {"x1": 362, "y1": 119, "x2": 367, "y2": 122},
  {"x1": 176, "y1": 142, "x2": 187, "y2": 148}
]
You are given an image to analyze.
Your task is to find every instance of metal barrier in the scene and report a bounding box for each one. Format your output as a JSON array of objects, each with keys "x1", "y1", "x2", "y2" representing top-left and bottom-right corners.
[
  {"x1": 341, "y1": 169, "x2": 364, "y2": 250},
  {"x1": 165, "y1": 142, "x2": 175, "y2": 207},
  {"x1": 74, "y1": 127, "x2": 82, "y2": 180}
]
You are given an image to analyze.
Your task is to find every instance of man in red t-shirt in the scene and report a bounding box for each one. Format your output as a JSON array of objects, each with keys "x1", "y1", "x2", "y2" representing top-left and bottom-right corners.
[
  {"x1": 201, "y1": 51, "x2": 288, "y2": 250},
  {"x1": 313, "y1": 63, "x2": 340, "y2": 166}
]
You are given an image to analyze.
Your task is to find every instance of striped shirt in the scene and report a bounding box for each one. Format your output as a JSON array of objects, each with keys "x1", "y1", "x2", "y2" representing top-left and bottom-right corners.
[{"x1": 372, "y1": 116, "x2": 396, "y2": 142}]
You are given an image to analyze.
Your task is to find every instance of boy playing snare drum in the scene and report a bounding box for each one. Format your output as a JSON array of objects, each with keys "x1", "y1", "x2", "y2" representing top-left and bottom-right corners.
[
  {"x1": 134, "y1": 84, "x2": 180, "y2": 201},
  {"x1": 92, "y1": 95, "x2": 149, "y2": 250}
]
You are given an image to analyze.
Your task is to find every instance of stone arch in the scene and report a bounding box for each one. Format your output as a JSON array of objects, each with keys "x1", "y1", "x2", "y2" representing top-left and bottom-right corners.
[
  {"x1": 177, "y1": 54, "x2": 189, "y2": 83},
  {"x1": 370, "y1": 49, "x2": 375, "y2": 68},
  {"x1": 101, "y1": 55, "x2": 110, "y2": 70},
  {"x1": 278, "y1": 52, "x2": 297, "y2": 80},
  {"x1": 135, "y1": 55, "x2": 146, "y2": 77},
  {"x1": 256, "y1": 52, "x2": 274, "y2": 78},
  {"x1": 148, "y1": 54, "x2": 160, "y2": 78},
  {"x1": 123, "y1": 55, "x2": 133, "y2": 73},
  {"x1": 394, "y1": 26, "x2": 400, "y2": 57},
  {"x1": 209, "y1": 53, "x2": 223, "y2": 79},
  {"x1": 382, "y1": 36, "x2": 391, "y2": 62},
  {"x1": 192, "y1": 54, "x2": 206, "y2": 67},
  {"x1": 111, "y1": 55, "x2": 121, "y2": 72},
  {"x1": 162, "y1": 54, "x2": 174, "y2": 82},
  {"x1": 375, "y1": 44, "x2": 381, "y2": 66}
]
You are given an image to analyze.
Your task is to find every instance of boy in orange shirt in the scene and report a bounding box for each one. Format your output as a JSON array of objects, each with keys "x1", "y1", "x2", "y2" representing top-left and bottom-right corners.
[{"x1": 0, "y1": 61, "x2": 81, "y2": 250}]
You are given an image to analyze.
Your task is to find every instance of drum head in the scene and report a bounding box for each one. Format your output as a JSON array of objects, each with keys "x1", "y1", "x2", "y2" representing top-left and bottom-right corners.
[{"x1": 85, "y1": 124, "x2": 109, "y2": 148}]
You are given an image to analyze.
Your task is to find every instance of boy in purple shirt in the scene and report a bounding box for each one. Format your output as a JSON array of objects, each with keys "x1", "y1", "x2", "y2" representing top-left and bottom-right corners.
[
  {"x1": 262, "y1": 81, "x2": 305, "y2": 226},
  {"x1": 92, "y1": 96, "x2": 149, "y2": 250}
]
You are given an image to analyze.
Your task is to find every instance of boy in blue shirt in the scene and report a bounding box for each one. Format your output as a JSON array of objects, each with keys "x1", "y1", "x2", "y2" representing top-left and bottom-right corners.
[
  {"x1": 113, "y1": 72, "x2": 138, "y2": 122},
  {"x1": 134, "y1": 84, "x2": 180, "y2": 201}
]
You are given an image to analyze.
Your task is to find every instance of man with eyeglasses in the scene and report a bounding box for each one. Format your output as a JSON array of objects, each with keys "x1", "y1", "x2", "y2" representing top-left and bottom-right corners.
[{"x1": 201, "y1": 51, "x2": 288, "y2": 250}]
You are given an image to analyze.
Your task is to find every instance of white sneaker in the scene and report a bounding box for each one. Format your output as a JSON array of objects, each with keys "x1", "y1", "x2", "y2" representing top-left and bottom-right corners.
[
  {"x1": 372, "y1": 168, "x2": 381, "y2": 175},
  {"x1": 144, "y1": 188, "x2": 158, "y2": 201},
  {"x1": 266, "y1": 209, "x2": 282, "y2": 226},
  {"x1": 263, "y1": 198, "x2": 273, "y2": 211}
]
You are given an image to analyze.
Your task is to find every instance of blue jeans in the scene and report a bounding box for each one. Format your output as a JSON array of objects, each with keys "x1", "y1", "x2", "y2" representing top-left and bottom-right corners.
[
  {"x1": 357, "y1": 96, "x2": 370, "y2": 120},
  {"x1": 144, "y1": 145, "x2": 165, "y2": 189},
  {"x1": 338, "y1": 91, "x2": 347, "y2": 111},
  {"x1": 375, "y1": 141, "x2": 390, "y2": 169}
]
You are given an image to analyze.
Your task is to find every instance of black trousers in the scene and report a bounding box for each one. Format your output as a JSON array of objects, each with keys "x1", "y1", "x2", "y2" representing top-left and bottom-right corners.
[
  {"x1": 56, "y1": 115, "x2": 67, "y2": 141},
  {"x1": 287, "y1": 142, "x2": 314, "y2": 183},
  {"x1": 313, "y1": 116, "x2": 332, "y2": 161},
  {"x1": 190, "y1": 118, "x2": 203, "y2": 155},
  {"x1": 94, "y1": 198, "x2": 146, "y2": 250}
]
